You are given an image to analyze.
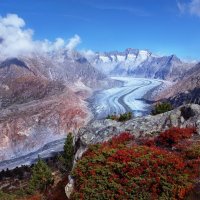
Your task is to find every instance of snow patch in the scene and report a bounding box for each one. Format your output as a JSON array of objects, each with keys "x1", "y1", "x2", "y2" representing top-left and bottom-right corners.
[
  {"x1": 99, "y1": 56, "x2": 110, "y2": 63},
  {"x1": 116, "y1": 55, "x2": 125, "y2": 62},
  {"x1": 126, "y1": 54, "x2": 136, "y2": 61}
]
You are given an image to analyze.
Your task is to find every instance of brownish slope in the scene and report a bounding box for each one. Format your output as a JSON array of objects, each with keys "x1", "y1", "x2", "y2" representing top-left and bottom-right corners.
[
  {"x1": 0, "y1": 55, "x2": 99, "y2": 162},
  {"x1": 156, "y1": 63, "x2": 200, "y2": 101}
]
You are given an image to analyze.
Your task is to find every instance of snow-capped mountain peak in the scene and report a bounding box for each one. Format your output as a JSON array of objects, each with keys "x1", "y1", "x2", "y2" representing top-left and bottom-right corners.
[{"x1": 89, "y1": 48, "x2": 193, "y2": 81}]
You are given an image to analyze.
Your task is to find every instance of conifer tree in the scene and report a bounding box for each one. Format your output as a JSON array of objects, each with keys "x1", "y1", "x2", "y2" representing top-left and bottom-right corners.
[
  {"x1": 29, "y1": 157, "x2": 53, "y2": 192},
  {"x1": 63, "y1": 132, "x2": 75, "y2": 172},
  {"x1": 58, "y1": 132, "x2": 75, "y2": 173}
]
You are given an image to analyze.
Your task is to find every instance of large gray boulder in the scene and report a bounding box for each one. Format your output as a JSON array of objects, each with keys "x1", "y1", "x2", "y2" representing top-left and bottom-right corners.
[{"x1": 76, "y1": 104, "x2": 200, "y2": 147}]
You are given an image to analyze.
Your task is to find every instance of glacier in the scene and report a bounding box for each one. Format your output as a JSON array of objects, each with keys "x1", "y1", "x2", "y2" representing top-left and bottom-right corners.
[{"x1": 90, "y1": 77, "x2": 166, "y2": 119}]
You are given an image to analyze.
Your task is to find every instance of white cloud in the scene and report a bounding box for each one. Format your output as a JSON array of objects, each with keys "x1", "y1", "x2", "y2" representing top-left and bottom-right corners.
[
  {"x1": 0, "y1": 14, "x2": 81, "y2": 58},
  {"x1": 190, "y1": 0, "x2": 200, "y2": 16},
  {"x1": 177, "y1": 1, "x2": 186, "y2": 13},
  {"x1": 37, "y1": 38, "x2": 66, "y2": 52},
  {"x1": 80, "y1": 49, "x2": 96, "y2": 60},
  {"x1": 177, "y1": 0, "x2": 200, "y2": 17},
  {"x1": 0, "y1": 13, "x2": 25, "y2": 27},
  {"x1": 0, "y1": 14, "x2": 35, "y2": 57},
  {"x1": 66, "y1": 34, "x2": 81, "y2": 51},
  {"x1": 54, "y1": 38, "x2": 65, "y2": 50}
]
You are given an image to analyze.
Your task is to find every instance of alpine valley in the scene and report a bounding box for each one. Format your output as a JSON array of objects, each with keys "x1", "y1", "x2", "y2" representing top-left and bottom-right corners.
[
  {"x1": 0, "y1": 48, "x2": 199, "y2": 168},
  {"x1": 0, "y1": 46, "x2": 200, "y2": 200},
  {"x1": 1, "y1": 1, "x2": 200, "y2": 199}
]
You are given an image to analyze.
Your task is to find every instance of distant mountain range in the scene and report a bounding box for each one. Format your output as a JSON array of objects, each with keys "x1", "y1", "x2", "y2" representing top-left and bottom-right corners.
[
  {"x1": 87, "y1": 48, "x2": 199, "y2": 107},
  {"x1": 89, "y1": 48, "x2": 194, "y2": 81}
]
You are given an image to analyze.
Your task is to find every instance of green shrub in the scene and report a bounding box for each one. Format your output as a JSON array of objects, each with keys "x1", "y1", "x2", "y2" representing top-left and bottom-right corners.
[
  {"x1": 151, "y1": 102, "x2": 172, "y2": 115},
  {"x1": 106, "y1": 112, "x2": 132, "y2": 122},
  {"x1": 0, "y1": 190, "x2": 16, "y2": 200}
]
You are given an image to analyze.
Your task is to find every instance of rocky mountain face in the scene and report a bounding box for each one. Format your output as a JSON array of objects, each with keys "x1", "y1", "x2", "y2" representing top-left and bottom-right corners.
[
  {"x1": 89, "y1": 48, "x2": 193, "y2": 81},
  {"x1": 168, "y1": 88, "x2": 200, "y2": 107},
  {"x1": 75, "y1": 104, "x2": 200, "y2": 148},
  {"x1": 157, "y1": 63, "x2": 200, "y2": 106},
  {"x1": 0, "y1": 51, "x2": 116, "y2": 161}
]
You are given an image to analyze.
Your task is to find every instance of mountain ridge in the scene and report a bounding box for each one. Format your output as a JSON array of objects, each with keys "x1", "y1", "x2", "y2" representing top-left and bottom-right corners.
[{"x1": 88, "y1": 48, "x2": 194, "y2": 81}]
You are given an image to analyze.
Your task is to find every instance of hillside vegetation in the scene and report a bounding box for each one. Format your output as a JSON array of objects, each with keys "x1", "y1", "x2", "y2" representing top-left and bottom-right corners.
[{"x1": 72, "y1": 128, "x2": 200, "y2": 200}]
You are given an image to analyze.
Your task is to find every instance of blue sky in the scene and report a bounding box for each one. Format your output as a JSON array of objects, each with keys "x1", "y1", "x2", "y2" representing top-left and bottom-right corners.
[{"x1": 0, "y1": 0, "x2": 200, "y2": 60}]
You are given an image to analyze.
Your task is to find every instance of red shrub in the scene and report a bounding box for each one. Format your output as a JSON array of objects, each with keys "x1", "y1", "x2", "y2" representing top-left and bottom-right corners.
[
  {"x1": 170, "y1": 140, "x2": 200, "y2": 182},
  {"x1": 71, "y1": 132, "x2": 197, "y2": 200},
  {"x1": 183, "y1": 142, "x2": 200, "y2": 160},
  {"x1": 138, "y1": 137, "x2": 156, "y2": 147},
  {"x1": 106, "y1": 132, "x2": 134, "y2": 148},
  {"x1": 24, "y1": 194, "x2": 43, "y2": 200},
  {"x1": 155, "y1": 127, "x2": 196, "y2": 148}
]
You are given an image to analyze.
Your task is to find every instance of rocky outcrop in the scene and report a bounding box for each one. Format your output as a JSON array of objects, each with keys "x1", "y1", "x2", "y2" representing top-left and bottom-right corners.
[
  {"x1": 65, "y1": 176, "x2": 74, "y2": 199},
  {"x1": 76, "y1": 104, "x2": 200, "y2": 153}
]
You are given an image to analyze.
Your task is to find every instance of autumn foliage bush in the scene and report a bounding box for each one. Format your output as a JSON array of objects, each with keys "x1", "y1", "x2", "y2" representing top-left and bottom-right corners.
[
  {"x1": 71, "y1": 131, "x2": 199, "y2": 200},
  {"x1": 155, "y1": 127, "x2": 196, "y2": 148},
  {"x1": 175, "y1": 141, "x2": 200, "y2": 179},
  {"x1": 106, "y1": 132, "x2": 134, "y2": 147},
  {"x1": 24, "y1": 194, "x2": 43, "y2": 200},
  {"x1": 183, "y1": 142, "x2": 200, "y2": 160}
]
